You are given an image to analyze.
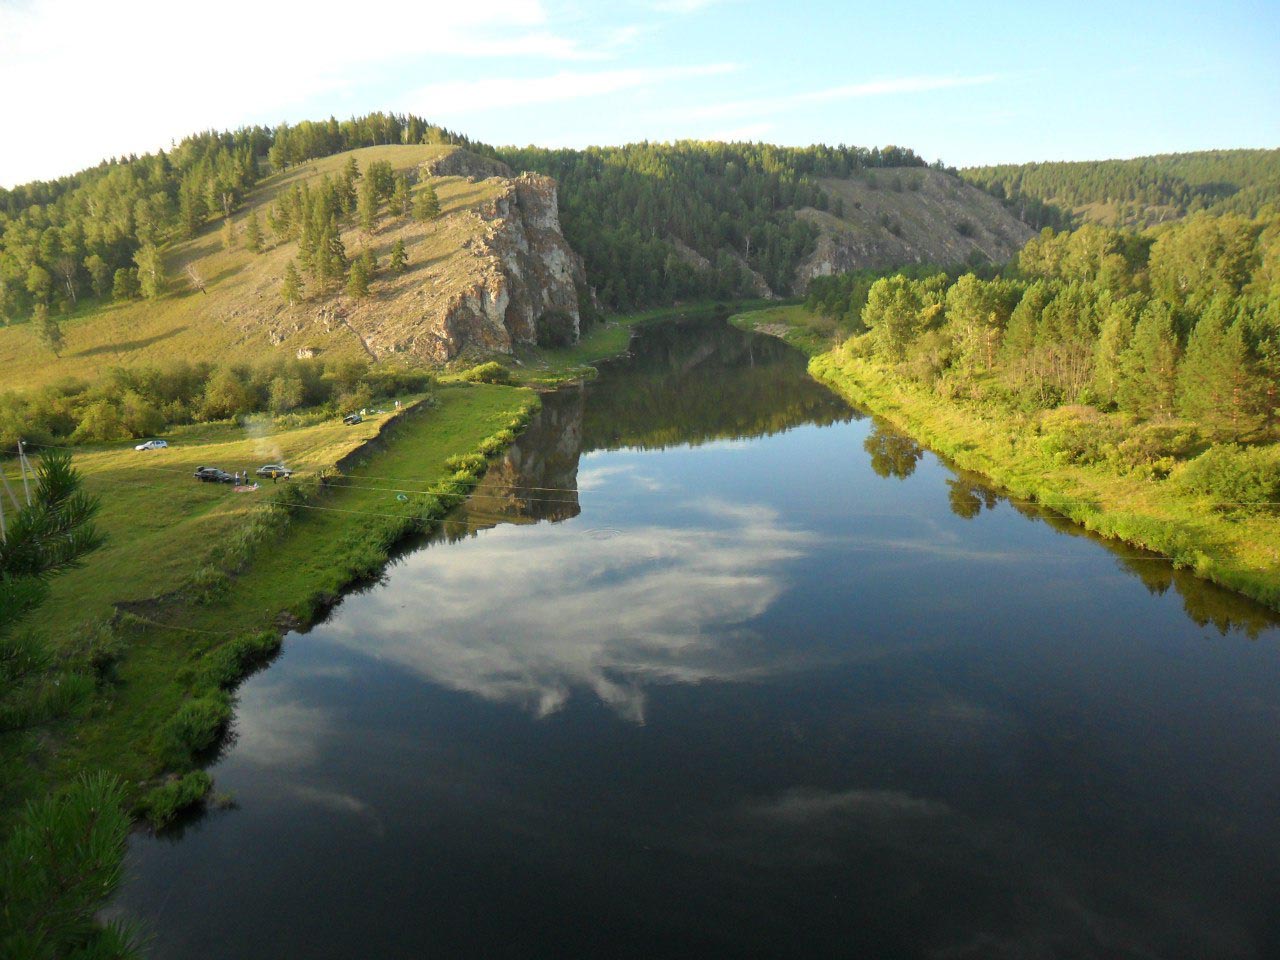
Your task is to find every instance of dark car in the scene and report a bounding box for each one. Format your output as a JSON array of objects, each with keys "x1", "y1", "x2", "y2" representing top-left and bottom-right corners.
[{"x1": 194, "y1": 466, "x2": 235, "y2": 483}]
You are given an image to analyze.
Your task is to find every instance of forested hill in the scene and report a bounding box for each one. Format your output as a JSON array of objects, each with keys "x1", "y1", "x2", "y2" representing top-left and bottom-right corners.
[
  {"x1": 961, "y1": 149, "x2": 1280, "y2": 230},
  {"x1": 496, "y1": 142, "x2": 936, "y2": 309},
  {"x1": 494, "y1": 142, "x2": 1034, "y2": 309}
]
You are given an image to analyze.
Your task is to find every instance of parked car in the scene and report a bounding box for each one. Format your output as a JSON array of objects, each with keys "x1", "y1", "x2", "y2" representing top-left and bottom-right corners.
[
  {"x1": 342, "y1": 413, "x2": 363, "y2": 425},
  {"x1": 256, "y1": 464, "x2": 294, "y2": 479},
  {"x1": 193, "y1": 466, "x2": 234, "y2": 483},
  {"x1": 135, "y1": 439, "x2": 168, "y2": 451}
]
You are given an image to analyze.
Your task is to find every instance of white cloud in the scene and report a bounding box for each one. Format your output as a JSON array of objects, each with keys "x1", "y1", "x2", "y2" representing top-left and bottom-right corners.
[
  {"x1": 649, "y1": 0, "x2": 726, "y2": 12},
  {"x1": 412, "y1": 62, "x2": 737, "y2": 115},
  {"x1": 0, "y1": 0, "x2": 602, "y2": 185},
  {"x1": 679, "y1": 73, "x2": 1002, "y2": 122}
]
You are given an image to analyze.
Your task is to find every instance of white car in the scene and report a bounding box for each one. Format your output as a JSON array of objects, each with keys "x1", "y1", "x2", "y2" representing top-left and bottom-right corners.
[{"x1": 135, "y1": 439, "x2": 169, "y2": 451}]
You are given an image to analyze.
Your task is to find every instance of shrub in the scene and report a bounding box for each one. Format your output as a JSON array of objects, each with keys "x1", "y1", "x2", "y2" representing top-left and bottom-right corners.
[
  {"x1": 1174, "y1": 444, "x2": 1280, "y2": 509},
  {"x1": 159, "y1": 694, "x2": 232, "y2": 767},
  {"x1": 461, "y1": 361, "x2": 513, "y2": 385},
  {"x1": 196, "y1": 632, "x2": 282, "y2": 689},
  {"x1": 444, "y1": 453, "x2": 487, "y2": 475},
  {"x1": 1108, "y1": 421, "x2": 1205, "y2": 478},
  {"x1": 1037, "y1": 407, "x2": 1125, "y2": 466},
  {"x1": 139, "y1": 771, "x2": 212, "y2": 829}
]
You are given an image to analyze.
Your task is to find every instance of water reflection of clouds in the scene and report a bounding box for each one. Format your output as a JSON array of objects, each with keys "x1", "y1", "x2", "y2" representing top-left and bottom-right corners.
[
  {"x1": 231, "y1": 684, "x2": 334, "y2": 769},
  {"x1": 319, "y1": 497, "x2": 815, "y2": 723},
  {"x1": 577, "y1": 462, "x2": 665, "y2": 492}
]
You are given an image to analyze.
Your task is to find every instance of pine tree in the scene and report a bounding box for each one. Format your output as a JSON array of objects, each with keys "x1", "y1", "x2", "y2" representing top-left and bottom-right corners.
[
  {"x1": 389, "y1": 175, "x2": 411, "y2": 219},
  {"x1": 1177, "y1": 301, "x2": 1262, "y2": 437},
  {"x1": 359, "y1": 247, "x2": 377, "y2": 280},
  {"x1": 245, "y1": 210, "x2": 263, "y2": 253},
  {"x1": 281, "y1": 260, "x2": 303, "y2": 306},
  {"x1": 1117, "y1": 301, "x2": 1180, "y2": 418},
  {"x1": 346, "y1": 257, "x2": 370, "y2": 298},
  {"x1": 1092, "y1": 295, "x2": 1139, "y2": 407},
  {"x1": 33, "y1": 303, "x2": 63, "y2": 356},
  {"x1": 389, "y1": 238, "x2": 408, "y2": 274},
  {"x1": 358, "y1": 177, "x2": 379, "y2": 233},
  {"x1": 221, "y1": 218, "x2": 235, "y2": 251},
  {"x1": 414, "y1": 182, "x2": 441, "y2": 221}
]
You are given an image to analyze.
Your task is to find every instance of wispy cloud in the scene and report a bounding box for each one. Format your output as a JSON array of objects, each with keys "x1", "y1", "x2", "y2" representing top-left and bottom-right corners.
[
  {"x1": 649, "y1": 0, "x2": 728, "y2": 12},
  {"x1": 414, "y1": 63, "x2": 737, "y2": 115},
  {"x1": 680, "y1": 73, "x2": 1002, "y2": 122}
]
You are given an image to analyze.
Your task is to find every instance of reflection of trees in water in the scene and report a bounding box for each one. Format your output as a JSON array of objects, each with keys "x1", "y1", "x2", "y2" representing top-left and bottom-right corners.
[
  {"x1": 947, "y1": 475, "x2": 999, "y2": 519},
  {"x1": 583, "y1": 316, "x2": 853, "y2": 452},
  {"x1": 1002, "y1": 490, "x2": 1280, "y2": 640},
  {"x1": 863, "y1": 419, "x2": 924, "y2": 480}
]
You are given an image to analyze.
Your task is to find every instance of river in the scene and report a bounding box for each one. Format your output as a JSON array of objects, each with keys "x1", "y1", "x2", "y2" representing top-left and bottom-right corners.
[{"x1": 110, "y1": 315, "x2": 1280, "y2": 959}]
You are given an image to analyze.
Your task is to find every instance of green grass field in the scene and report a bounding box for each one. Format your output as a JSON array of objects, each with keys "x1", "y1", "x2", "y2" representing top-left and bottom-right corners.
[{"x1": 3, "y1": 382, "x2": 537, "y2": 818}]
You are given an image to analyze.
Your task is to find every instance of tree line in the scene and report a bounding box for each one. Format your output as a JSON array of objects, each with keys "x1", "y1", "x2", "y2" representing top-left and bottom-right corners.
[
  {"x1": 962, "y1": 149, "x2": 1280, "y2": 229},
  {"x1": 0, "y1": 357, "x2": 431, "y2": 448},
  {"x1": 833, "y1": 212, "x2": 1279, "y2": 500}
]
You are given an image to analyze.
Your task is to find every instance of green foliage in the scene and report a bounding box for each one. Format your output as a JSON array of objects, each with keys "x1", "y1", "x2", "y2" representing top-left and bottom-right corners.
[
  {"x1": 0, "y1": 773, "x2": 140, "y2": 959},
  {"x1": 388, "y1": 238, "x2": 408, "y2": 274},
  {"x1": 281, "y1": 259, "x2": 303, "y2": 306},
  {"x1": 158, "y1": 694, "x2": 232, "y2": 768},
  {"x1": 194, "y1": 632, "x2": 282, "y2": 690},
  {"x1": 413, "y1": 182, "x2": 441, "y2": 221},
  {"x1": 1175, "y1": 444, "x2": 1280, "y2": 509},
  {"x1": 962, "y1": 148, "x2": 1280, "y2": 228},
  {"x1": 461, "y1": 361, "x2": 513, "y2": 384},
  {"x1": 33, "y1": 303, "x2": 63, "y2": 357},
  {"x1": 244, "y1": 210, "x2": 263, "y2": 253},
  {"x1": 137, "y1": 771, "x2": 213, "y2": 829},
  {"x1": 346, "y1": 255, "x2": 371, "y2": 298}
]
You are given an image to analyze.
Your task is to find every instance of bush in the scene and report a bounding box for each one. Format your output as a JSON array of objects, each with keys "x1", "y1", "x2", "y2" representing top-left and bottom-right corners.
[
  {"x1": 138, "y1": 771, "x2": 212, "y2": 828},
  {"x1": 444, "y1": 453, "x2": 487, "y2": 475},
  {"x1": 1037, "y1": 406, "x2": 1125, "y2": 466},
  {"x1": 1174, "y1": 444, "x2": 1280, "y2": 509},
  {"x1": 1108, "y1": 421, "x2": 1205, "y2": 478},
  {"x1": 196, "y1": 632, "x2": 282, "y2": 689},
  {"x1": 159, "y1": 694, "x2": 231, "y2": 767},
  {"x1": 461, "y1": 361, "x2": 513, "y2": 385}
]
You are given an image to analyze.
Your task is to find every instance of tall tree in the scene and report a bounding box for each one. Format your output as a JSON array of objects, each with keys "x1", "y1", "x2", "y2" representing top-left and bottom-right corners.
[
  {"x1": 1117, "y1": 301, "x2": 1180, "y2": 418},
  {"x1": 281, "y1": 260, "x2": 302, "y2": 306},
  {"x1": 133, "y1": 244, "x2": 165, "y2": 300},
  {"x1": 389, "y1": 238, "x2": 408, "y2": 274},
  {"x1": 33, "y1": 303, "x2": 63, "y2": 357},
  {"x1": 244, "y1": 211, "x2": 263, "y2": 253}
]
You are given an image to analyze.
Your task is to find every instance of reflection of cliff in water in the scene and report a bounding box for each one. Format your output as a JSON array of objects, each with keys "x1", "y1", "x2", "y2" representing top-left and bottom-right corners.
[
  {"x1": 583, "y1": 316, "x2": 853, "y2": 452},
  {"x1": 443, "y1": 387, "x2": 585, "y2": 542}
]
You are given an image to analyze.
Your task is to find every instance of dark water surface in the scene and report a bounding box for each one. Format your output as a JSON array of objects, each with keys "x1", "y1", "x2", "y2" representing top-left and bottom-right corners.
[{"x1": 112, "y1": 317, "x2": 1280, "y2": 959}]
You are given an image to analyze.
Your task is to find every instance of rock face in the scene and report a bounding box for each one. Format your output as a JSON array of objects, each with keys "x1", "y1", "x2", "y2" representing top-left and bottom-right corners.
[
  {"x1": 428, "y1": 174, "x2": 587, "y2": 361},
  {"x1": 341, "y1": 149, "x2": 588, "y2": 364}
]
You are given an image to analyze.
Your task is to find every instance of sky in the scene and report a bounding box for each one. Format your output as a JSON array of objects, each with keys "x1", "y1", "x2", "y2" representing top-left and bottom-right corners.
[{"x1": 1, "y1": 0, "x2": 1278, "y2": 187}]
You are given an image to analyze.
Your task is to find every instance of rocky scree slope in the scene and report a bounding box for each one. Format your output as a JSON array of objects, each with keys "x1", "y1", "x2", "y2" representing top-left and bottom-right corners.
[{"x1": 794, "y1": 168, "x2": 1034, "y2": 291}]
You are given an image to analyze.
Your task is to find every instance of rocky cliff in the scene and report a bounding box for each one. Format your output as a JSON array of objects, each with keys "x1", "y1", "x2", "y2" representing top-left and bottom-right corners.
[{"x1": 342, "y1": 151, "x2": 588, "y2": 363}]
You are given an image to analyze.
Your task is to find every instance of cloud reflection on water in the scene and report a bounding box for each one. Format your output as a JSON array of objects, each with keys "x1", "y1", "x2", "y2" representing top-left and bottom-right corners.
[{"x1": 319, "y1": 495, "x2": 815, "y2": 723}]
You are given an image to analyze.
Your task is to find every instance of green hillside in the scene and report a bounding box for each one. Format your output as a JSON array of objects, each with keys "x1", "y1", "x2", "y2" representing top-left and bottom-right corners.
[{"x1": 962, "y1": 148, "x2": 1280, "y2": 229}]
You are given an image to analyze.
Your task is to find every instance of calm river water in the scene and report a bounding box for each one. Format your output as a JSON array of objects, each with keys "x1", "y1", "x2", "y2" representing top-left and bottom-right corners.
[{"x1": 112, "y1": 317, "x2": 1280, "y2": 959}]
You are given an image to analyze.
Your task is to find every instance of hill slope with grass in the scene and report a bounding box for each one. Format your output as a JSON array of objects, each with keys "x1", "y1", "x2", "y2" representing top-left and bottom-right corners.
[
  {"x1": 0, "y1": 144, "x2": 586, "y2": 395},
  {"x1": 794, "y1": 168, "x2": 1035, "y2": 291}
]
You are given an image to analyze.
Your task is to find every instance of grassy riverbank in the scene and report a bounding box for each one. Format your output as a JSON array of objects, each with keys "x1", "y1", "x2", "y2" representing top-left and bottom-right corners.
[
  {"x1": 2, "y1": 383, "x2": 539, "y2": 823},
  {"x1": 733, "y1": 304, "x2": 1280, "y2": 613}
]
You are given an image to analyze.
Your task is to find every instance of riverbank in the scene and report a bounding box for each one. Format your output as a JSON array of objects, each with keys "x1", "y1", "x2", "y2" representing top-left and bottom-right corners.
[{"x1": 731, "y1": 305, "x2": 1280, "y2": 613}]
